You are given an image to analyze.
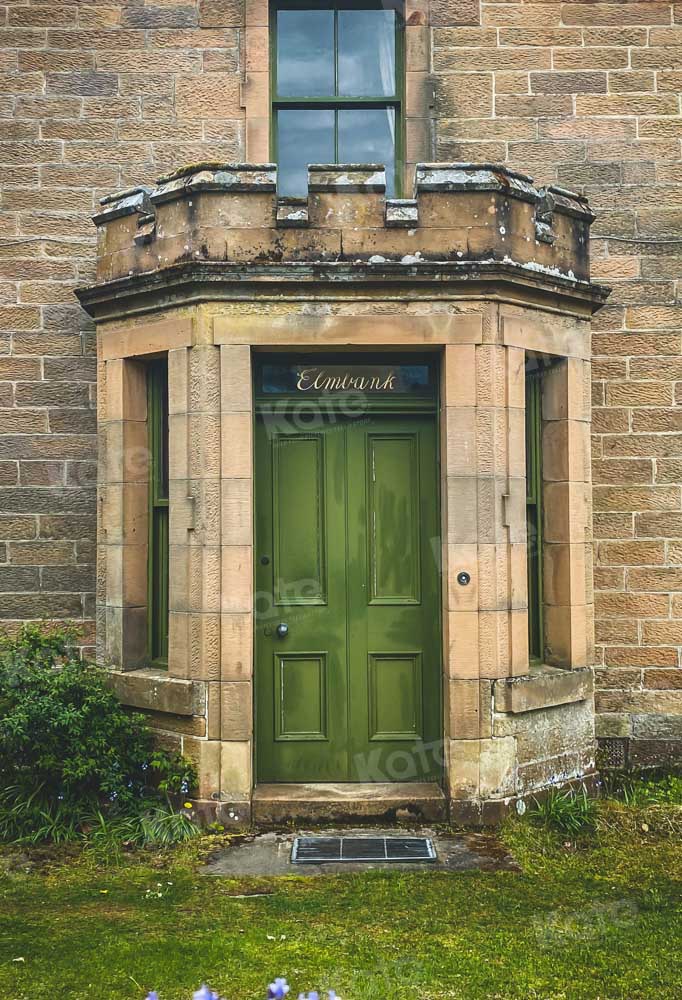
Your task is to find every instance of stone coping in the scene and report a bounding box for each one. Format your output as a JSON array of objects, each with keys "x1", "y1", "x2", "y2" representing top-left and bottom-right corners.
[
  {"x1": 92, "y1": 161, "x2": 593, "y2": 226},
  {"x1": 493, "y1": 664, "x2": 594, "y2": 715}
]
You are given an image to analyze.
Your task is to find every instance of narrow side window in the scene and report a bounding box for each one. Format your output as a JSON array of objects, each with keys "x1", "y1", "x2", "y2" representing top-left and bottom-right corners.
[
  {"x1": 148, "y1": 359, "x2": 169, "y2": 667},
  {"x1": 526, "y1": 365, "x2": 544, "y2": 663}
]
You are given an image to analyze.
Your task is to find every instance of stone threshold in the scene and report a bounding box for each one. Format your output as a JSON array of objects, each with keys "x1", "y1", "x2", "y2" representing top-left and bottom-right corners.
[{"x1": 252, "y1": 782, "x2": 447, "y2": 826}]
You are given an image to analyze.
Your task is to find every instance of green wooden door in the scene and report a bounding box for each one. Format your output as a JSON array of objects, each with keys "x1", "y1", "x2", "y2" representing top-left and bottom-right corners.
[{"x1": 255, "y1": 410, "x2": 441, "y2": 783}]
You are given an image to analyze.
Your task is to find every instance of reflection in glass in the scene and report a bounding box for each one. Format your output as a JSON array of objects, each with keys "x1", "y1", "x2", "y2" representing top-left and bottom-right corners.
[
  {"x1": 339, "y1": 108, "x2": 396, "y2": 196},
  {"x1": 277, "y1": 8, "x2": 335, "y2": 96},
  {"x1": 338, "y1": 9, "x2": 396, "y2": 97},
  {"x1": 277, "y1": 109, "x2": 335, "y2": 197}
]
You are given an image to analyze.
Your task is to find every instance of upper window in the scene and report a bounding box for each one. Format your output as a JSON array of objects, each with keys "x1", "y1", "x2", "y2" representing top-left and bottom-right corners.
[{"x1": 272, "y1": 1, "x2": 403, "y2": 198}]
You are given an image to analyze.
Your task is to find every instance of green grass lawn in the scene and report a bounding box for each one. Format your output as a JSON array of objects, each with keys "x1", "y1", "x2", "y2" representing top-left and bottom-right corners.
[{"x1": 1, "y1": 817, "x2": 680, "y2": 1000}]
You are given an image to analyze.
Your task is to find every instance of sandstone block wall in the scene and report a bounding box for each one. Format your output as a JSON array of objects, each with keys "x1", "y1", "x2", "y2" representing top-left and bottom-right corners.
[
  {"x1": 1, "y1": 0, "x2": 681, "y2": 767},
  {"x1": 0, "y1": 0, "x2": 245, "y2": 652},
  {"x1": 428, "y1": 0, "x2": 682, "y2": 766}
]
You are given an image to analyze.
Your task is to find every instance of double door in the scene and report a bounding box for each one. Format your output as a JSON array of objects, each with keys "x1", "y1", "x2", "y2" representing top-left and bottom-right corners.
[{"x1": 255, "y1": 409, "x2": 441, "y2": 782}]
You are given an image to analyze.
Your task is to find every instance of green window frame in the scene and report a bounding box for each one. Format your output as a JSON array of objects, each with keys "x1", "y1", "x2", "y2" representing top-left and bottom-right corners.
[
  {"x1": 270, "y1": 0, "x2": 405, "y2": 197},
  {"x1": 526, "y1": 366, "x2": 544, "y2": 663},
  {"x1": 147, "y1": 359, "x2": 169, "y2": 667}
]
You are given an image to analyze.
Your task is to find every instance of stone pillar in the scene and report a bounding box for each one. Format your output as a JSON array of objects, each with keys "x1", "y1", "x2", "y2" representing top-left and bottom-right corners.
[
  {"x1": 220, "y1": 344, "x2": 253, "y2": 803},
  {"x1": 168, "y1": 344, "x2": 222, "y2": 797},
  {"x1": 442, "y1": 342, "x2": 527, "y2": 805},
  {"x1": 101, "y1": 357, "x2": 148, "y2": 670}
]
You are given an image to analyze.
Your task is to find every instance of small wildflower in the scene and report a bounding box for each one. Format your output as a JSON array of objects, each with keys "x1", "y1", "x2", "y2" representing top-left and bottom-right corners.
[
  {"x1": 268, "y1": 977, "x2": 290, "y2": 999},
  {"x1": 193, "y1": 987, "x2": 220, "y2": 1000},
  {"x1": 145, "y1": 993, "x2": 159, "y2": 1000}
]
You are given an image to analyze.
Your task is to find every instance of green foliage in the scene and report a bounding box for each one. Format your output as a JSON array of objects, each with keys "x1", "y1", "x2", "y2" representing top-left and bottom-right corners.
[
  {"x1": 619, "y1": 774, "x2": 682, "y2": 807},
  {"x1": 86, "y1": 805, "x2": 199, "y2": 864},
  {"x1": 0, "y1": 624, "x2": 196, "y2": 844},
  {"x1": 529, "y1": 785, "x2": 597, "y2": 836}
]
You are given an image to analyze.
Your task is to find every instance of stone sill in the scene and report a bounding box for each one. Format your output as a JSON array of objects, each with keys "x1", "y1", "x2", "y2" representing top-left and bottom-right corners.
[
  {"x1": 493, "y1": 664, "x2": 594, "y2": 715},
  {"x1": 106, "y1": 668, "x2": 205, "y2": 717}
]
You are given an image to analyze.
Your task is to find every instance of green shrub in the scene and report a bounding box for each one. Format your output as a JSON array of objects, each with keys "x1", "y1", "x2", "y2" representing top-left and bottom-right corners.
[
  {"x1": 529, "y1": 785, "x2": 597, "y2": 836},
  {"x1": 0, "y1": 624, "x2": 196, "y2": 844}
]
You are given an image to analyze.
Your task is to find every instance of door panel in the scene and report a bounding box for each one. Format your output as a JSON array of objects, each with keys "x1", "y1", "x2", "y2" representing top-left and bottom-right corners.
[
  {"x1": 368, "y1": 653, "x2": 423, "y2": 741},
  {"x1": 347, "y1": 415, "x2": 441, "y2": 782},
  {"x1": 275, "y1": 653, "x2": 328, "y2": 741},
  {"x1": 367, "y1": 434, "x2": 420, "y2": 604},
  {"x1": 273, "y1": 434, "x2": 326, "y2": 605},
  {"x1": 255, "y1": 416, "x2": 348, "y2": 781},
  {"x1": 256, "y1": 409, "x2": 441, "y2": 783}
]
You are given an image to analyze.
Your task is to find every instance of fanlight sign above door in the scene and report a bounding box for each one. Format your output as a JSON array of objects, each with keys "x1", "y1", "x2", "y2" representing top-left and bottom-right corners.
[{"x1": 261, "y1": 363, "x2": 435, "y2": 396}]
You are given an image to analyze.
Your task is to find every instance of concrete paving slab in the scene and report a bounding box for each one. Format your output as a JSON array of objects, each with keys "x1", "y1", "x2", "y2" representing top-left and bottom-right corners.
[{"x1": 201, "y1": 827, "x2": 519, "y2": 877}]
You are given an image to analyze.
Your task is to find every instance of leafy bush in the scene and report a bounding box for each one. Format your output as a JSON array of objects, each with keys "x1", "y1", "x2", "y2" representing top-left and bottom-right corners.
[
  {"x1": 529, "y1": 785, "x2": 597, "y2": 836},
  {"x1": 0, "y1": 624, "x2": 196, "y2": 844}
]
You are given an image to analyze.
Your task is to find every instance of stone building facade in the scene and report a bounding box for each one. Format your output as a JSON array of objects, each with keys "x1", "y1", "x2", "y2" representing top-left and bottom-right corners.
[{"x1": 1, "y1": 0, "x2": 681, "y2": 821}]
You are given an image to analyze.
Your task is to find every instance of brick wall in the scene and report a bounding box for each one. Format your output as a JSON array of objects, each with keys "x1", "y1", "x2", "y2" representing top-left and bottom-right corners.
[
  {"x1": 1, "y1": 0, "x2": 681, "y2": 765},
  {"x1": 431, "y1": 0, "x2": 682, "y2": 766},
  {"x1": 0, "y1": 0, "x2": 246, "y2": 653}
]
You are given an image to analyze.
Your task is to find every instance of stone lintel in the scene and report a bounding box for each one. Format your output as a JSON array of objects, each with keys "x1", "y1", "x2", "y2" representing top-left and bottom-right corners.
[
  {"x1": 493, "y1": 664, "x2": 594, "y2": 715},
  {"x1": 106, "y1": 667, "x2": 205, "y2": 717}
]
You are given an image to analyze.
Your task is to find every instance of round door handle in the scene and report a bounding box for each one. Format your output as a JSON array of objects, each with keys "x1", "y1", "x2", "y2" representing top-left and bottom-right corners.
[{"x1": 276, "y1": 622, "x2": 289, "y2": 639}]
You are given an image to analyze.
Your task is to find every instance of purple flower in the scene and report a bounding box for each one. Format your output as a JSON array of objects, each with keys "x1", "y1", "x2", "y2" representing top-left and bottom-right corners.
[
  {"x1": 267, "y1": 977, "x2": 290, "y2": 999},
  {"x1": 193, "y1": 986, "x2": 220, "y2": 1000},
  {"x1": 145, "y1": 993, "x2": 159, "y2": 1000}
]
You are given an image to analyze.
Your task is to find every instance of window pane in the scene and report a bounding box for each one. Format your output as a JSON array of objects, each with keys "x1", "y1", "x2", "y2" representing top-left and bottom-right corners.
[
  {"x1": 277, "y1": 8, "x2": 335, "y2": 97},
  {"x1": 338, "y1": 9, "x2": 396, "y2": 97},
  {"x1": 338, "y1": 108, "x2": 396, "y2": 196},
  {"x1": 277, "y1": 109, "x2": 335, "y2": 196}
]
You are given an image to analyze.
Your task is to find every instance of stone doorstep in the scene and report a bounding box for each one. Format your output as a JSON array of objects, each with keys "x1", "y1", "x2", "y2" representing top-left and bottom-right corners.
[{"x1": 252, "y1": 782, "x2": 447, "y2": 826}]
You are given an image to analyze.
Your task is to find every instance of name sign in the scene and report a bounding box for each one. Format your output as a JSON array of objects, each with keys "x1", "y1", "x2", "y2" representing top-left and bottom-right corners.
[{"x1": 261, "y1": 363, "x2": 433, "y2": 396}]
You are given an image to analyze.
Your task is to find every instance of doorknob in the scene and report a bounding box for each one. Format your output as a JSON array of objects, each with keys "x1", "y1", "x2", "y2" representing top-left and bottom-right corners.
[{"x1": 276, "y1": 622, "x2": 289, "y2": 639}]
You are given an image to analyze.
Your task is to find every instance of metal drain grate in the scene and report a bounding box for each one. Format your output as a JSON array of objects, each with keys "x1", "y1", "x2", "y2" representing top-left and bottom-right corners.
[{"x1": 291, "y1": 836, "x2": 437, "y2": 865}]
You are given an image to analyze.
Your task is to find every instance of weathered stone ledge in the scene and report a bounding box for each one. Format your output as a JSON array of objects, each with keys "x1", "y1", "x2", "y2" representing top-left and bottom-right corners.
[
  {"x1": 106, "y1": 668, "x2": 205, "y2": 717},
  {"x1": 494, "y1": 664, "x2": 594, "y2": 715},
  {"x1": 76, "y1": 256, "x2": 610, "y2": 323}
]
